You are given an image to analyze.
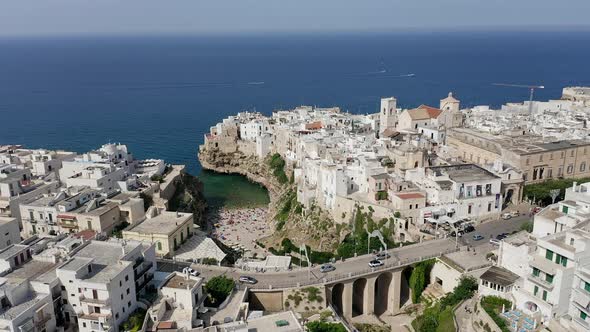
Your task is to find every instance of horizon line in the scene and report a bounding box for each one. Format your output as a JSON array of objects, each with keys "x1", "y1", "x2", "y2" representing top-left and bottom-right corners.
[{"x1": 0, "y1": 24, "x2": 589, "y2": 39}]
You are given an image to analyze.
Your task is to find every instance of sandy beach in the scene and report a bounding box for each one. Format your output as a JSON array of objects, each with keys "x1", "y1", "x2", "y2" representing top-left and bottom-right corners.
[{"x1": 209, "y1": 207, "x2": 271, "y2": 257}]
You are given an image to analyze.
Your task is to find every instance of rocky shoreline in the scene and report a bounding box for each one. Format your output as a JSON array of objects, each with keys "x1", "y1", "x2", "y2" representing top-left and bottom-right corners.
[{"x1": 197, "y1": 148, "x2": 285, "y2": 224}]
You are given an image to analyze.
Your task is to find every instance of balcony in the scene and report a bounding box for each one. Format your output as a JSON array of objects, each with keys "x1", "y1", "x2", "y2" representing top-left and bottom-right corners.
[
  {"x1": 79, "y1": 312, "x2": 112, "y2": 322},
  {"x1": 58, "y1": 222, "x2": 78, "y2": 229},
  {"x1": 80, "y1": 295, "x2": 110, "y2": 307},
  {"x1": 34, "y1": 315, "x2": 51, "y2": 328},
  {"x1": 527, "y1": 274, "x2": 555, "y2": 290},
  {"x1": 135, "y1": 273, "x2": 154, "y2": 291},
  {"x1": 134, "y1": 261, "x2": 154, "y2": 279}
]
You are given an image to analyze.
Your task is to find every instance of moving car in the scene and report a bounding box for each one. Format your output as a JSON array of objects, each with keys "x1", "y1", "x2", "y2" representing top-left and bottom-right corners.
[
  {"x1": 490, "y1": 238, "x2": 501, "y2": 246},
  {"x1": 368, "y1": 260, "x2": 384, "y2": 268},
  {"x1": 239, "y1": 276, "x2": 258, "y2": 284},
  {"x1": 473, "y1": 234, "x2": 484, "y2": 241},
  {"x1": 374, "y1": 252, "x2": 391, "y2": 260},
  {"x1": 319, "y1": 264, "x2": 336, "y2": 273},
  {"x1": 501, "y1": 213, "x2": 512, "y2": 220},
  {"x1": 182, "y1": 267, "x2": 200, "y2": 277}
]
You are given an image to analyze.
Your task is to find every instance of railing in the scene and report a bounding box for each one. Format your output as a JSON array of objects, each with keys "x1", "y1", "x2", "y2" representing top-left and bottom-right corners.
[
  {"x1": 80, "y1": 295, "x2": 111, "y2": 306},
  {"x1": 135, "y1": 261, "x2": 154, "y2": 279},
  {"x1": 248, "y1": 246, "x2": 460, "y2": 290},
  {"x1": 136, "y1": 273, "x2": 154, "y2": 291}
]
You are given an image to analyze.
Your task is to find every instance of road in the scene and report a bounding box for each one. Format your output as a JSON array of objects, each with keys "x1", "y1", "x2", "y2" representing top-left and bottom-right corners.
[
  {"x1": 157, "y1": 215, "x2": 532, "y2": 289},
  {"x1": 459, "y1": 214, "x2": 531, "y2": 248},
  {"x1": 159, "y1": 238, "x2": 458, "y2": 289}
]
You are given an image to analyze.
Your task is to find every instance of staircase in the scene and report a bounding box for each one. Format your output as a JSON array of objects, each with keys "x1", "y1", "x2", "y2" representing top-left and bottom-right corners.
[{"x1": 421, "y1": 283, "x2": 445, "y2": 303}]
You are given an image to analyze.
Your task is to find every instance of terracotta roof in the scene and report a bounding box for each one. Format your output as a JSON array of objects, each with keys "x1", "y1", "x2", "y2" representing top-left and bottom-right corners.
[
  {"x1": 395, "y1": 193, "x2": 425, "y2": 200},
  {"x1": 305, "y1": 121, "x2": 322, "y2": 130},
  {"x1": 406, "y1": 105, "x2": 442, "y2": 120},
  {"x1": 74, "y1": 230, "x2": 97, "y2": 241},
  {"x1": 157, "y1": 322, "x2": 176, "y2": 330}
]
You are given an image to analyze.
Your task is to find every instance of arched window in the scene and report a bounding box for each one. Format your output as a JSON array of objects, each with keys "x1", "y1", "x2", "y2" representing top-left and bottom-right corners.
[
  {"x1": 157, "y1": 242, "x2": 162, "y2": 251},
  {"x1": 581, "y1": 162, "x2": 586, "y2": 172}
]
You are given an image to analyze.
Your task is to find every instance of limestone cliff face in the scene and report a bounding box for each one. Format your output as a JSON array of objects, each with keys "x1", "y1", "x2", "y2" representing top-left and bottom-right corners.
[{"x1": 198, "y1": 147, "x2": 342, "y2": 252}]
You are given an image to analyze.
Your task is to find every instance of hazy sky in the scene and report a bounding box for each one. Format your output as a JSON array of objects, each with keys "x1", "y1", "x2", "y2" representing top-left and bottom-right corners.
[{"x1": 2, "y1": 0, "x2": 590, "y2": 36}]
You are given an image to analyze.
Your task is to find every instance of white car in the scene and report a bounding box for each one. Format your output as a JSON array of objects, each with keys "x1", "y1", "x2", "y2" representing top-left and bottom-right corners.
[
  {"x1": 239, "y1": 276, "x2": 258, "y2": 284},
  {"x1": 368, "y1": 260, "x2": 384, "y2": 268},
  {"x1": 490, "y1": 238, "x2": 501, "y2": 246},
  {"x1": 501, "y1": 213, "x2": 512, "y2": 220},
  {"x1": 510, "y1": 211, "x2": 520, "y2": 217},
  {"x1": 182, "y1": 267, "x2": 200, "y2": 277}
]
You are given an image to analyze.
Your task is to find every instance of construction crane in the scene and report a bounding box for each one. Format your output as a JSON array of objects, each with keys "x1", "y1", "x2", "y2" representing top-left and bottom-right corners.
[{"x1": 492, "y1": 83, "x2": 545, "y2": 115}]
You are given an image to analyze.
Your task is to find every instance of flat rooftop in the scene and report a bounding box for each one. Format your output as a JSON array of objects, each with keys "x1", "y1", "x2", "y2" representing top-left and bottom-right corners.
[
  {"x1": 480, "y1": 266, "x2": 519, "y2": 286},
  {"x1": 440, "y1": 250, "x2": 491, "y2": 273},
  {"x1": 163, "y1": 274, "x2": 200, "y2": 290},
  {"x1": 429, "y1": 164, "x2": 499, "y2": 183},
  {"x1": 127, "y1": 211, "x2": 192, "y2": 236}
]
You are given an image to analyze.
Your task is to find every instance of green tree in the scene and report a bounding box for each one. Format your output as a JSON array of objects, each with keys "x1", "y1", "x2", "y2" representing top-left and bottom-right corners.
[
  {"x1": 409, "y1": 259, "x2": 435, "y2": 303},
  {"x1": 204, "y1": 276, "x2": 235, "y2": 307},
  {"x1": 306, "y1": 321, "x2": 347, "y2": 332}
]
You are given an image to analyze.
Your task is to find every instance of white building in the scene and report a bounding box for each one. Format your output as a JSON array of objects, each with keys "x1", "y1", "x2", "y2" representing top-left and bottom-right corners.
[
  {"x1": 407, "y1": 164, "x2": 503, "y2": 224},
  {"x1": 0, "y1": 217, "x2": 20, "y2": 250},
  {"x1": 56, "y1": 239, "x2": 156, "y2": 332}
]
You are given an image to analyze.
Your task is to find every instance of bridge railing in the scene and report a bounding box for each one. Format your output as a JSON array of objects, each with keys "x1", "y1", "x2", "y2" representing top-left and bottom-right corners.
[{"x1": 249, "y1": 246, "x2": 460, "y2": 290}]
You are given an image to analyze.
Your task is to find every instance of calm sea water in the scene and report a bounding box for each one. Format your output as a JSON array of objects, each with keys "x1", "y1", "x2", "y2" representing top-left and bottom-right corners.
[{"x1": 1, "y1": 30, "x2": 589, "y2": 205}]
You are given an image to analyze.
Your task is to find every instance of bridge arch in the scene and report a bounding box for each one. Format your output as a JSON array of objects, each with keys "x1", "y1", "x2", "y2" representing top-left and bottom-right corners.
[
  {"x1": 374, "y1": 272, "x2": 392, "y2": 315},
  {"x1": 352, "y1": 278, "x2": 367, "y2": 317},
  {"x1": 331, "y1": 283, "x2": 344, "y2": 315},
  {"x1": 400, "y1": 266, "x2": 413, "y2": 307}
]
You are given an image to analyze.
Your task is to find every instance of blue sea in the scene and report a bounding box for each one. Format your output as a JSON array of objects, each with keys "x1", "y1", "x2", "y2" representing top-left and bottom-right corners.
[{"x1": 1, "y1": 30, "x2": 589, "y2": 204}]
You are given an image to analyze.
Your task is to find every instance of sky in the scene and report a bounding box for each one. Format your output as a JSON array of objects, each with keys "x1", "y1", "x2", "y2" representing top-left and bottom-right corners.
[{"x1": 1, "y1": 0, "x2": 590, "y2": 37}]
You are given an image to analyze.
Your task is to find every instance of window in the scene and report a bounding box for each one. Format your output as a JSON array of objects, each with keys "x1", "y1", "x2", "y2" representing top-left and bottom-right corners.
[
  {"x1": 125, "y1": 275, "x2": 129, "y2": 282},
  {"x1": 542, "y1": 290, "x2": 548, "y2": 301},
  {"x1": 62, "y1": 299, "x2": 68, "y2": 304},
  {"x1": 532, "y1": 267, "x2": 540, "y2": 277},
  {"x1": 546, "y1": 274, "x2": 554, "y2": 284},
  {"x1": 83, "y1": 323, "x2": 86, "y2": 328},
  {"x1": 128, "y1": 301, "x2": 131, "y2": 307},
  {"x1": 581, "y1": 310, "x2": 587, "y2": 320},
  {"x1": 534, "y1": 285, "x2": 539, "y2": 296},
  {"x1": 584, "y1": 282, "x2": 590, "y2": 293},
  {"x1": 126, "y1": 288, "x2": 130, "y2": 295},
  {"x1": 546, "y1": 249, "x2": 554, "y2": 261},
  {"x1": 487, "y1": 203, "x2": 492, "y2": 212},
  {"x1": 121, "y1": 294, "x2": 123, "y2": 300},
  {"x1": 571, "y1": 238, "x2": 575, "y2": 246},
  {"x1": 61, "y1": 285, "x2": 66, "y2": 291},
  {"x1": 581, "y1": 162, "x2": 586, "y2": 172},
  {"x1": 468, "y1": 205, "x2": 472, "y2": 214},
  {"x1": 567, "y1": 164, "x2": 574, "y2": 174}
]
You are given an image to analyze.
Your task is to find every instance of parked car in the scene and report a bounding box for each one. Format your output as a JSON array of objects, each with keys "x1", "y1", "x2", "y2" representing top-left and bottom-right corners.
[
  {"x1": 464, "y1": 225, "x2": 475, "y2": 233},
  {"x1": 368, "y1": 260, "x2": 384, "y2": 268},
  {"x1": 239, "y1": 276, "x2": 258, "y2": 284},
  {"x1": 473, "y1": 234, "x2": 484, "y2": 241},
  {"x1": 374, "y1": 252, "x2": 391, "y2": 260},
  {"x1": 490, "y1": 238, "x2": 501, "y2": 246},
  {"x1": 450, "y1": 231, "x2": 463, "y2": 237},
  {"x1": 496, "y1": 234, "x2": 507, "y2": 240},
  {"x1": 501, "y1": 213, "x2": 512, "y2": 220},
  {"x1": 510, "y1": 211, "x2": 520, "y2": 217},
  {"x1": 319, "y1": 264, "x2": 336, "y2": 273},
  {"x1": 183, "y1": 267, "x2": 200, "y2": 277}
]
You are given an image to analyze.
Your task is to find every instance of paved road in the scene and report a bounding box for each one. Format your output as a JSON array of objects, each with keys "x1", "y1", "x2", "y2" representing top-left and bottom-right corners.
[
  {"x1": 459, "y1": 214, "x2": 531, "y2": 250},
  {"x1": 159, "y1": 238, "x2": 458, "y2": 289},
  {"x1": 157, "y1": 215, "x2": 532, "y2": 289}
]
